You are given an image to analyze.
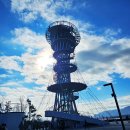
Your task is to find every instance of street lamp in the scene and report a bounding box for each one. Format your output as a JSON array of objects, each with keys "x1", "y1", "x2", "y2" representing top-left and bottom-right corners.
[{"x1": 103, "y1": 83, "x2": 125, "y2": 130}]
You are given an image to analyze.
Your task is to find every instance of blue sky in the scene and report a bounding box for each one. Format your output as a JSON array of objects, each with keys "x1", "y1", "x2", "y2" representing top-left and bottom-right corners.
[{"x1": 0, "y1": 0, "x2": 130, "y2": 115}]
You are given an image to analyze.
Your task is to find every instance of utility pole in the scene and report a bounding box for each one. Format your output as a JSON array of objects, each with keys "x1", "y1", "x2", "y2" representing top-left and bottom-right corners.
[{"x1": 103, "y1": 83, "x2": 125, "y2": 130}]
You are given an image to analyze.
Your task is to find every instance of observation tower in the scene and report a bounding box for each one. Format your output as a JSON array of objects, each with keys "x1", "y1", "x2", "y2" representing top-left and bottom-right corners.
[{"x1": 45, "y1": 21, "x2": 107, "y2": 126}]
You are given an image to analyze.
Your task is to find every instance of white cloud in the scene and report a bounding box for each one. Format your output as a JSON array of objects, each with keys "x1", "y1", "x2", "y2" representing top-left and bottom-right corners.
[
  {"x1": 76, "y1": 32, "x2": 106, "y2": 53},
  {"x1": 118, "y1": 95, "x2": 130, "y2": 106},
  {"x1": 1, "y1": 81, "x2": 129, "y2": 116},
  {"x1": 114, "y1": 56, "x2": 130, "y2": 78},
  {"x1": 0, "y1": 42, "x2": 54, "y2": 85},
  {"x1": 111, "y1": 38, "x2": 130, "y2": 49},
  {"x1": 11, "y1": 0, "x2": 72, "y2": 22},
  {"x1": 0, "y1": 52, "x2": 54, "y2": 85},
  {"x1": 20, "y1": 11, "x2": 38, "y2": 23},
  {"x1": 0, "y1": 0, "x2": 129, "y2": 117},
  {"x1": 0, "y1": 56, "x2": 21, "y2": 72},
  {"x1": 0, "y1": 74, "x2": 8, "y2": 78},
  {"x1": 0, "y1": 85, "x2": 55, "y2": 115},
  {"x1": 96, "y1": 87, "x2": 102, "y2": 91},
  {"x1": 11, "y1": 0, "x2": 92, "y2": 32},
  {"x1": 0, "y1": 81, "x2": 23, "y2": 88},
  {"x1": 102, "y1": 95, "x2": 130, "y2": 110},
  {"x1": 11, "y1": 27, "x2": 49, "y2": 51},
  {"x1": 20, "y1": 51, "x2": 54, "y2": 85},
  {"x1": 77, "y1": 94, "x2": 130, "y2": 116},
  {"x1": 104, "y1": 28, "x2": 121, "y2": 37},
  {"x1": 5, "y1": 27, "x2": 54, "y2": 85},
  {"x1": 75, "y1": 31, "x2": 130, "y2": 85},
  {"x1": 7, "y1": 22, "x2": 130, "y2": 86},
  {"x1": 11, "y1": 27, "x2": 128, "y2": 86}
]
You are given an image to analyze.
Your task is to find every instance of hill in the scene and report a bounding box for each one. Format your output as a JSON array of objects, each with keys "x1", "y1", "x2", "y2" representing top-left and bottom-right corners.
[{"x1": 95, "y1": 106, "x2": 130, "y2": 117}]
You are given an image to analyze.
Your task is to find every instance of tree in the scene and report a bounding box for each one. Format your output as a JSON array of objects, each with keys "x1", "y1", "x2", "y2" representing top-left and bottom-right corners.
[
  {"x1": 5, "y1": 101, "x2": 12, "y2": 112},
  {"x1": 27, "y1": 98, "x2": 37, "y2": 120}
]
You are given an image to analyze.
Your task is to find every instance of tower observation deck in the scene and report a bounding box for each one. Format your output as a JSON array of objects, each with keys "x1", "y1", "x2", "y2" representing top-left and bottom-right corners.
[{"x1": 45, "y1": 21, "x2": 107, "y2": 126}]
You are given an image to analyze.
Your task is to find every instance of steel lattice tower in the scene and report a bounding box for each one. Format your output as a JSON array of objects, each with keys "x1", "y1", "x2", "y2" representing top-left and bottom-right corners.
[
  {"x1": 46, "y1": 21, "x2": 87, "y2": 114},
  {"x1": 45, "y1": 21, "x2": 108, "y2": 126}
]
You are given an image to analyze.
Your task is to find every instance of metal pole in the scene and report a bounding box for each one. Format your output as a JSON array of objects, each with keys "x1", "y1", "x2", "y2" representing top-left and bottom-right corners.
[{"x1": 104, "y1": 83, "x2": 125, "y2": 130}]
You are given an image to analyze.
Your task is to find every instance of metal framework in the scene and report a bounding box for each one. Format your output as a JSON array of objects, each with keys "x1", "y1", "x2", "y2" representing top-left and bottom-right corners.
[
  {"x1": 45, "y1": 21, "x2": 108, "y2": 126},
  {"x1": 46, "y1": 21, "x2": 87, "y2": 114}
]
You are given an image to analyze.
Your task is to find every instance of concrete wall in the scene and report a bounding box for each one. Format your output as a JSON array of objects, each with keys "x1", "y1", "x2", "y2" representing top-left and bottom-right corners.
[{"x1": 0, "y1": 112, "x2": 24, "y2": 130}]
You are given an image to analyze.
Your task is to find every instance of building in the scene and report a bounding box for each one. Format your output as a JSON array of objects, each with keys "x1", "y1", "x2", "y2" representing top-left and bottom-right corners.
[{"x1": 0, "y1": 112, "x2": 24, "y2": 130}]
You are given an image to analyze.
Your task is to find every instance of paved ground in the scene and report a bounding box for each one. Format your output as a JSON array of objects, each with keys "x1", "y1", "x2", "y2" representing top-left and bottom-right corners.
[
  {"x1": 66, "y1": 122, "x2": 130, "y2": 130},
  {"x1": 66, "y1": 126, "x2": 130, "y2": 130},
  {"x1": 86, "y1": 125, "x2": 130, "y2": 130}
]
